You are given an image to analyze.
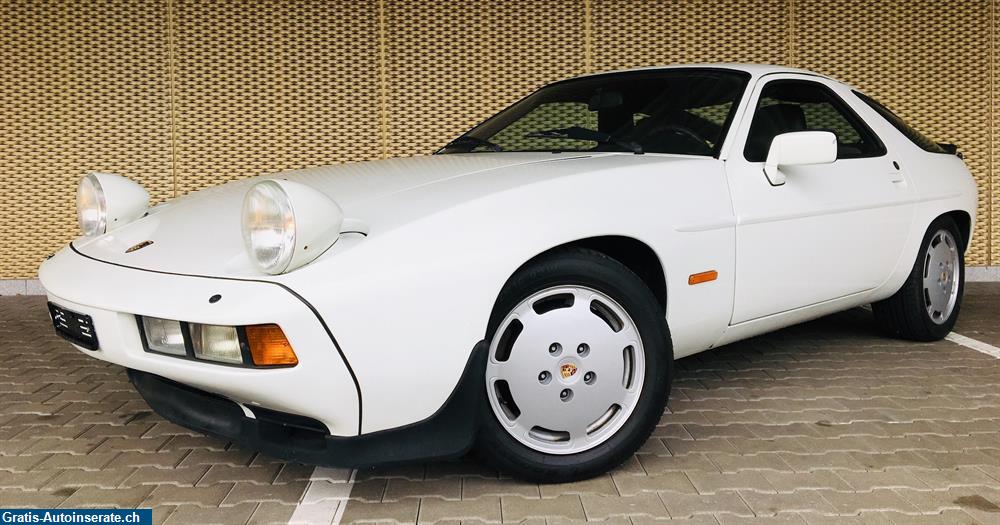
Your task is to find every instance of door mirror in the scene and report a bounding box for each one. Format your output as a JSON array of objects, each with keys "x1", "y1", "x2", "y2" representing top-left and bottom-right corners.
[{"x1": 763, "y1": 131, "x2": 837, "y2": 186}]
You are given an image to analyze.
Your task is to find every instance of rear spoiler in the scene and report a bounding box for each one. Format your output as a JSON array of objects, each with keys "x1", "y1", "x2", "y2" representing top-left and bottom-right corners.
[{"x1": 938, "y1": 143, "x2": 963, "y2": 159}]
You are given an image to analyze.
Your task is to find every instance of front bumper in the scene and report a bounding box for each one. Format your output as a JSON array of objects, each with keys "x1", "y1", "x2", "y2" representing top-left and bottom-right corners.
[
  {"x1": 39, "y1": 245, "x2": 361, "y2": 435},
  {"x1": 128, "y1": 341, "x2": 485, "y2": 468}
]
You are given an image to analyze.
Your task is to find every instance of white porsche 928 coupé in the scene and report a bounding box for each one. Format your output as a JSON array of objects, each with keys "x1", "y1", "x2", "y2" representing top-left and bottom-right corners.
[{"x1": 40, "y1": 64, "x2": 976, "y2": 481}]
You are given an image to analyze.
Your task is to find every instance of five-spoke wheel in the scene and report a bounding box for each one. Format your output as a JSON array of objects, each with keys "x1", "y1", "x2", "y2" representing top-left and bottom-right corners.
[
  {"x1": 486, "y1": 286, "x2": 645, "y2": 454},
  {"x1": 476, "y1": 248, "x2": 671, "y2": 482},
  {"x1": 874, "y1": 215, "x2": 965, "y2": 341}
]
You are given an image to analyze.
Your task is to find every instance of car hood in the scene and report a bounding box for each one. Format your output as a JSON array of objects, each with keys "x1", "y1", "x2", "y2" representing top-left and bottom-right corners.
[{"x1": 73, "y1": 153, "x2": 609, "y2": 277}]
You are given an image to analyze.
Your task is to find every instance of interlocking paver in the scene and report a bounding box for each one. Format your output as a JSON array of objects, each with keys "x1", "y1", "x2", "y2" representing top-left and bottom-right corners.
[
  {"x1": 659, "y1": 490, "x2": 753, "y2": 518},
  {"x1": 121, "y1": 466, "x2": 209, "y2": 487},
  {"x1": 198, "y1": 463, "x2": 281, "y2": 486},
  {"x1": 460, "y1": 476, "x2": 537, "y2": 499},
  {"x1": 105, "y1": 448, "x2": 190, "y2": 469},
  {"x1": 143, "y1": 483, "x2": 235, "y2": 507},
  {"x1": 2, "y1": 286, "x2": 999, "y2": 523},
  {"x1": 222, "y1": 480, "x2": 310, "y2": 505},
  {"x1": 35, "y1": 452, "x2": 117, "y2": 471},
  {"x1": 612, "y1": 472, "x2": 698, "y2": 496},
  {"x1": 637, "y1": 452, "x2": 720, "y2": 474},
  {"x1": 0, "y1": 487, "x2": 68, "y2": 508},
  {"x1": 416, "y1": 495, "x2": 501, "y2": 523},
  {"x1": 500, "y1": 494, "x2": 585, "y2": 522},
  {"x1": 629, "y1": 518, "x2": 719, "y2": 525},
  {"x1": 539, "y1": 474, "x2": 617, "y2": 497},
  {"x1": 341, "y1": 498, "x2": 420, "y2": 524},
  {"x1": 760, "y1": 471, "x2": 851, "y2": 493},
  {"x1": 163, "y1": 503, "x2": 257, "y2": 525},
  {"x1": 820, "y1": 488, "x2": 922, "y2": 514},
  {"x1": 385, "y1": 477, "x2": 463, "y2": 501},
  {"x1": 248, "y1": 502, "x2": 298, "y2": 524},
  {"x1": 0, "y1": 469, "x2": 58, "y2": 490},
  {"x1": 686, "y1": 470, "x2": 776, "y2": 494},
  {"x1": 349, "y1": 479, "x2": 389, "y2": 502},
  {"x1": 716, "y1": 515, "x2": 808, "y2": 525},
  {"x1": 739, "y1": 489, "x2": 837, "y2": 516},
  {"x1": 44, "y1": 467, "x2": 136, "y2": 490},
  {"x1": 60, "y1": 485, "x2": 155, "y2": 508},
  {"x1": 580, "y1": 493, "x2": 667, "y2": 519}
]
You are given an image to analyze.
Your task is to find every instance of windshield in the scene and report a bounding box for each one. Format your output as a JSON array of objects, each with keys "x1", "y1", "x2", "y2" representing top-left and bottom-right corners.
[{"x1": 438, "y1": 69, "x2": 750, "y2": 156}]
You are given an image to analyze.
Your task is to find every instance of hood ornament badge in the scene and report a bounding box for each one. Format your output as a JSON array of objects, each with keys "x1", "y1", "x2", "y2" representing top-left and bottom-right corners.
[{"x1": 125, "y1": 240, "x2": 154, "y2": 253}]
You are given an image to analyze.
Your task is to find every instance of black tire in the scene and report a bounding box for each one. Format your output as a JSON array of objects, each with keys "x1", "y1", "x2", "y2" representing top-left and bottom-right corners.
[
  {"x1": 872, "y1": 216, "x2": 965, "y2": 341},
  {"x1": 475, "y1": 247, "x2": 672, "y2": 483}
]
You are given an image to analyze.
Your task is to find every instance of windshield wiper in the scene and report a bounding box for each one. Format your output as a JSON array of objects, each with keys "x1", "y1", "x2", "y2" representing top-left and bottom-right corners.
[
  {"x1": 524, "y1": 126, "x2": 643, "y2": 154},
  {"x1": 440, "y1": 135, "x2": 503, "y2": 152}
]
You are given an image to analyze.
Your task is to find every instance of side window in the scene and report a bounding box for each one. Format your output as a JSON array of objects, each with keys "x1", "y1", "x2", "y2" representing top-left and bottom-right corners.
[
  {"x1": 744, "y1": 80, "x2": 886, "y2": 162},
  {"x1": 853, "y1": 90, "x2": 947, "y2": 154}
]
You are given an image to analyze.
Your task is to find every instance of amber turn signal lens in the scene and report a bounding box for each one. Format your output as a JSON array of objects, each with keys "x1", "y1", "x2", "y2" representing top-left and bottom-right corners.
[
  {"x1": 688, "y1": 270, "x2": 718, "y2": 285},
  {"x1": 245, "y1": 324, "x2": 298, "y2": 366}
]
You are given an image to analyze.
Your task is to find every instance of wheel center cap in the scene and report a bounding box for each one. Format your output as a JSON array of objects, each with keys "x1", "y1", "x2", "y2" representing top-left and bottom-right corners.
[{"x1": 557, "y1": 358, "x2": 581, "y2": 384}]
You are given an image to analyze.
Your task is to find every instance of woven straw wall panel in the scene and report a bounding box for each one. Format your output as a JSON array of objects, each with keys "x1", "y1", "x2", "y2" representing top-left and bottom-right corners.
[
  {"x1": 171, "y1": 0, "x2": 382, "y2": 195},
  {"x1": 3, "y1": 0, "x2": 999, "y2": 278},
  {"x1": 382, "y1": 0, "x2": 586, "y2": 157},
  {"x1": 591, "y1": 0, "x2": 790, "y2": 71},
  {"x1": 1, "y1": 0, "x2": 173, "y2": 278},
  {"x1": 793, "y1": 0, "x2": 992, "y2": 266},
  {"x1": 993, "y1": 0, "x2": 998, "y2": 266}
]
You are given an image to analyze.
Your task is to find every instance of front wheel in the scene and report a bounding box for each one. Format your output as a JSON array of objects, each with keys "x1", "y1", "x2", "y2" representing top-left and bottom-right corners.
[
  {"x1": 476, "y1": 248, "x2": 672, "y2": 482},
  {"x1": 872, "y1": 216, "x2": 965, "y2": 341}
]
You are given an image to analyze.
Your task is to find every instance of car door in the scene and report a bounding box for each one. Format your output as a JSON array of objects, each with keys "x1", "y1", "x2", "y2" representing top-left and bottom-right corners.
[{"x1": 725, "y1": 74, "x2": 914, "y2": 324}]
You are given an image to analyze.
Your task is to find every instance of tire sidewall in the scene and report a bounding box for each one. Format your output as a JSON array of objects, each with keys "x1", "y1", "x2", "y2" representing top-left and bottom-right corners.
[
  {"x1": 915, "y1": 216, "x2": 966, "y2": 339},
  {"x1": 477, "y1": 249, "x2": 672, "y2": 479}
]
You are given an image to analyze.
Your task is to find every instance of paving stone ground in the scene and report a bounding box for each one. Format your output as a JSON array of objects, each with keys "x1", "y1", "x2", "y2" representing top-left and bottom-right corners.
[{"x1": 0, "y1": 284, "x2": 998, "y2": 524}]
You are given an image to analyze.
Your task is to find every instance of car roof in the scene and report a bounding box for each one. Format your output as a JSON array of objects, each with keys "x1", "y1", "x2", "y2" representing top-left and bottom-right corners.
[{"x1": 564, "y1": 63, "x2": 832, "y2": 82}]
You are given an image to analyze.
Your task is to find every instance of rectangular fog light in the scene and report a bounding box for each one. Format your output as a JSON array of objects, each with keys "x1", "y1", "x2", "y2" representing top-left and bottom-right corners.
[
  {"x1": 190, "y1": 324, "x2": 243, "y2": 364},
  {"x1": 141, "y1": 317, "x2": 186, "y2": 356}
]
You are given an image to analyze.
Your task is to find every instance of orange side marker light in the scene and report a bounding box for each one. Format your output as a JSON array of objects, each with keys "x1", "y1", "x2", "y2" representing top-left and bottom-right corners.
[
  {"x1": 245, "y1": 324, "x2": 298, "y2": 366},
  {"x1": 688, "y1": 270, "x2": 718, "y2": 285}
]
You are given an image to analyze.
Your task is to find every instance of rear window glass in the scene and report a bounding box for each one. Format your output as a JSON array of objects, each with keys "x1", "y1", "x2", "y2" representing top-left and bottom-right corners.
[{"x1": 853, "y1": 91, "x2": 947, "y2": 154}]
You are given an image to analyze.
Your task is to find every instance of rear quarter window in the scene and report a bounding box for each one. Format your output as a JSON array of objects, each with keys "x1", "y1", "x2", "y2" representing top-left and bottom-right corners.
[{"x1": 853, "y1": 91, "x2": 947, "y2": 154}]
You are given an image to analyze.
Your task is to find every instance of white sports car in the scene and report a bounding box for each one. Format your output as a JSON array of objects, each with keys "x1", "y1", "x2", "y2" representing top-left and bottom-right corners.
[{"x1": 40, "y1": 64, "x2": 976, "y2": 481}]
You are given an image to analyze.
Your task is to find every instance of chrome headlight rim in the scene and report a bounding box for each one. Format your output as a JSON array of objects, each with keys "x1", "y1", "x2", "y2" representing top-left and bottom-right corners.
[
  {"x1": 242, "y1": 180, "x2": 297, "y2": 275},
  {"x1": 77, "y1": 173, "x2": 108, "y2": 237}
]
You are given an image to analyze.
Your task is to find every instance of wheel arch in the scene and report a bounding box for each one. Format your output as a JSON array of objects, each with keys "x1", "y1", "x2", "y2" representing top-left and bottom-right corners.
[
  {"x1": 500, "y1": 235, "x2": 668, "y2": 313},
  {"x1": 939, "y1": 209, "x2": 972, "y2": 252}
]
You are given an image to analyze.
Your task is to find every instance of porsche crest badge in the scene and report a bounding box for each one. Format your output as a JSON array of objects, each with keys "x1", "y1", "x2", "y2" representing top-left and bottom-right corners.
[{"x1": 560, "y1": 363, "x2": 578, "y2": 379}]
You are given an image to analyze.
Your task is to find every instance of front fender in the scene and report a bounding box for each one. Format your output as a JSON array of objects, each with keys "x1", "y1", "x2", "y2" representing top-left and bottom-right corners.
[{"x1": 278, "y1": 155, "x2": 736, "y2": 433}]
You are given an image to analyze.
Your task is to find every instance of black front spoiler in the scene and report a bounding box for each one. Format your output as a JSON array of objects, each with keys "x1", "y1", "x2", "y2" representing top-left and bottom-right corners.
[{"x1": 127, "y1": 341, "x2": 487, "y2": 468}]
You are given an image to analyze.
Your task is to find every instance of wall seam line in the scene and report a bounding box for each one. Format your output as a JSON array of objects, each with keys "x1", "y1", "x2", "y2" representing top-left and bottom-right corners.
[
  {"x1": 583, "y1": 0, "x2": 593, "y2": 73},
  {"x1": 991, "y1": 0, "x2": 996, "y2": 265},
  {"x1": 165, "y1": 0, "x2": 179, "y2": 198},
  {"x1": 787, "y1": 0, "x2": 796, "y2": 66},
  {"x1": 376, "y1": 0, "x2": 390, "y2": 159}
]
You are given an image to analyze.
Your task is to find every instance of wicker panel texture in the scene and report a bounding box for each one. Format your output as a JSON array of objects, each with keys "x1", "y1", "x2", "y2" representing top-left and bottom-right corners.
[
  {"x1": 382, "y1": 0, "x2": 586, "y2": 157},
  {"x1": 1, "y1": 0, "x2": 173, "y2": 278},
  {"x1": 171, "y1": 0, "x2": 381, "y2": 195},
  {"x1": 794, "y1": 0, "x2": 991, "y2": 266},
  {"x1": 591, "y1": 0, "x2": 790, "y2": 70},
  {"x1": 1, "y1": 0, "x2": 998, "y2": 277}
]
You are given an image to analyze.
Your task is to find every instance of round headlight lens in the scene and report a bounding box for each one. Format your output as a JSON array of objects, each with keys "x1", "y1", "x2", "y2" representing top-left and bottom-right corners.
[
  {"x1": 242, "y1": 180, "x2": 296, "y2": 274},
  {"x1": 77, "y1": 174, "x2": 107, "y2": 236}
]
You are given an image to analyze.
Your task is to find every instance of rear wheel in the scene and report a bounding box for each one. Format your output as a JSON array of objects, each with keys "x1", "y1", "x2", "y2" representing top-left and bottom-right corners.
[
  {"x1": 872, "y1": 216, "x2": 965, "y2": 341},
  {"x1": 476, "y1": 248, "x2": 671, "y2": 482}
]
